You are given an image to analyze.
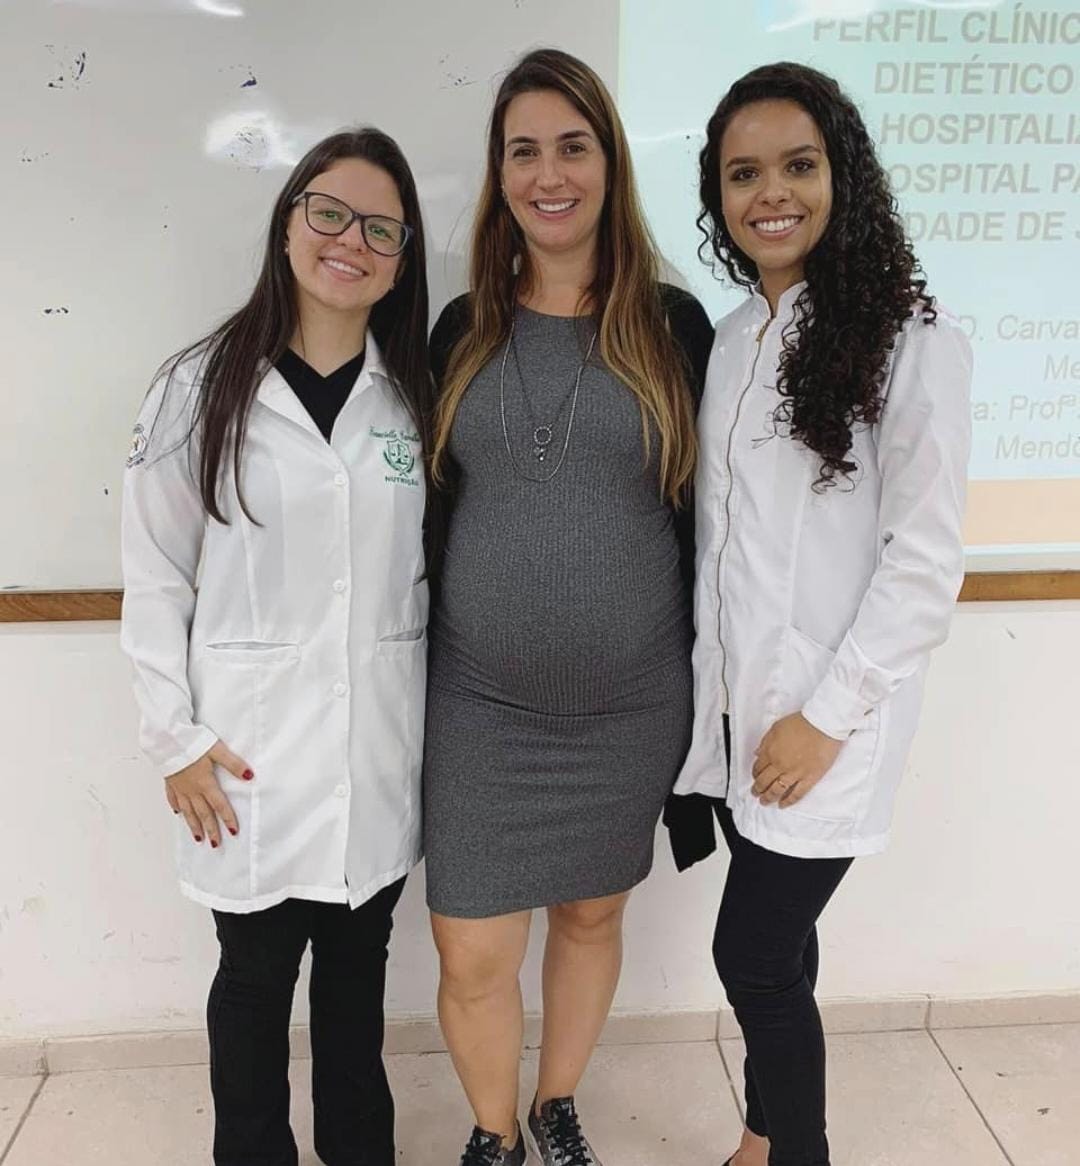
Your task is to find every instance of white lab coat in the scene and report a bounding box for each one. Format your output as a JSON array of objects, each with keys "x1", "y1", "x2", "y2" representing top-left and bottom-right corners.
[
  {"x1": 675, "y1": 284, "x2": 972, "y2": 858},
  {"x1": 121, "y1": 335, "x2": 427, "y2": 911}
]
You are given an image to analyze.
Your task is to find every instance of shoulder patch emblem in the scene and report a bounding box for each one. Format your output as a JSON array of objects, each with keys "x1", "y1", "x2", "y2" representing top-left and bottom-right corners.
[{"x1": 126, "y1": 423, "x2": 147, "y2": 468}]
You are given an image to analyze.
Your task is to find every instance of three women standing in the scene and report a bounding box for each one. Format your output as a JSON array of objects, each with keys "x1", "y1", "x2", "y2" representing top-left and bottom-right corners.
[
  {"x1": 122, "y1": 129, "x2": 430, "y2": 1165},
  {"x1": 121, "y1": 49, "x2": 970, "y2": 1166},
  {"x1": 672, "y1": 63, "x2": 972, "y2": 1166},
  {"x1": 423, "y1": 48, "x2": 712, "y2": 1166}
]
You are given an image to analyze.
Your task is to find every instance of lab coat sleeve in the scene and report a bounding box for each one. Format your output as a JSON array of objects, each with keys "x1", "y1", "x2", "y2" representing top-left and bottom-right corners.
[
  {"x1": 120, "y1": 372, "x2": 218, "y2": 778},
  {"x1": 801, "y1": 315, "x2": 973, "y2": 740}
]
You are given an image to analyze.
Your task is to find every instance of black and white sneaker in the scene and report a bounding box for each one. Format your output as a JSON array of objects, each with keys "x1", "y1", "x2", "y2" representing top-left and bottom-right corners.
[
  {"x1": 459, "y1": 1122, "x2": 527, "y2": 1166},
  {"x1": 527, "y1": 1095, "x2": 600, "y2": 1165}
]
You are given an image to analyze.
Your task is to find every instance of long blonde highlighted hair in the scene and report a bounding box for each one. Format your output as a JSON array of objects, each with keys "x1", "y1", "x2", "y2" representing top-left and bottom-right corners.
[{"x1": 431, "y1": 48, "x2": 696, "y2": 504}]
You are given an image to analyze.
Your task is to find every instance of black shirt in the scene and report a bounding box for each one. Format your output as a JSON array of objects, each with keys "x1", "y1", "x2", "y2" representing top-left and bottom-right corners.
[{"x1": 275, "y1": 347, "x2": 366, "y2": 441}]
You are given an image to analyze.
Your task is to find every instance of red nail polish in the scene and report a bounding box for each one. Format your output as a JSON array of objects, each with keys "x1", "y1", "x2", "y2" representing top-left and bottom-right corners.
[
  {"x1": 228, "y1": 827, "x2": 238, "y2": 836},
  {"x1": 211, "y1": 839, "x2": 218, "y2": 849},
  {"x1": 194, "y1": 835, "x2": 203, "y2": 843},
  {"x1": 242, "y1": 769, "x2": 254, "y2": 781}
]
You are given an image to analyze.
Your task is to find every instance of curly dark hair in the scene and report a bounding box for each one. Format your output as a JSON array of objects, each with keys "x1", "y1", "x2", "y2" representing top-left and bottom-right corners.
[{"x1": 697, "y1": 62, "x2": 934, "y2": 489}]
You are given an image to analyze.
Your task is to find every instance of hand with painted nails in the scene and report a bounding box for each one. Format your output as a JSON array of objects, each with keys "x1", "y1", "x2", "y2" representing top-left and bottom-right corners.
[{"x1": 164, "y1": 741, "x2": 253, "y2": 848}]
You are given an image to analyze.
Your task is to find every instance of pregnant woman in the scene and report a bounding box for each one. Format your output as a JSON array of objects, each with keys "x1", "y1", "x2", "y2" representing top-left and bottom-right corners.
[{"x1": 423, "y1": 48, "x2": 712, "y2": 1166}]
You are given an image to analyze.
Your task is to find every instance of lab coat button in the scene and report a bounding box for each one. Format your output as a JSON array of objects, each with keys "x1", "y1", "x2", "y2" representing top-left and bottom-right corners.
[
  {"x1": 334, "y1": 473, "x2": 347, "y2": 487},
  {"x1": 334, "y1": 783, "x2": 348, "y2": 798},
  {"x1": 333, "y1": 682, "x2": 348, "y2": 697},
  {"x1": 332, "y1": 579, "x2": 346, "y2": 593}
]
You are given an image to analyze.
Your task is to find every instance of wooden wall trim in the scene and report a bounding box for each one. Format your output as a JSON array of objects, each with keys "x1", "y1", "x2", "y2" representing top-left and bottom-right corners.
[
  {"x1": 957, "y1": 571, "x2": 1080, "y2": 603},
  {"x1": 2, "y1": 573, "x2": 1080, "y2": 622},
  {"x1": 0, "y1": 591, "x2": 123, "y2": 622}
]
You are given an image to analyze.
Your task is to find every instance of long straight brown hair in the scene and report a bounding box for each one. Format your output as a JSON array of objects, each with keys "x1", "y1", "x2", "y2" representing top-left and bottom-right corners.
[
  {"x1": 430, "y1": 48, "x2": 696, "y2": 504},
  {"x1": 159, "y1": 127, "x2": 431, "y2": 522}
]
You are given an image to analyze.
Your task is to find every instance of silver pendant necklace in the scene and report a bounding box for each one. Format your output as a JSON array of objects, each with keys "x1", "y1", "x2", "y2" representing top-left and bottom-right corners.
[
  {"x1": 498, "y1": 312, "x2": 598, "y2": 482},
  {"x1": 510, "y1": 331, "x2": 580, "y2": 463}
]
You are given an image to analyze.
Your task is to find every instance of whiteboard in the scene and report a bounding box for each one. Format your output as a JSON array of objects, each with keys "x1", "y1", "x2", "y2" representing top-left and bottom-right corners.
[{"x1": 0, "y1": 0, "x2": 618, "y2": 590}]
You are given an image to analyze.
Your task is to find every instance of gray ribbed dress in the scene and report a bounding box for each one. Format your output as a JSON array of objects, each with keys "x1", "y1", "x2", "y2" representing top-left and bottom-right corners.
[{"x1": 423, "y1": 305, "x2": 694, "y2": 918}]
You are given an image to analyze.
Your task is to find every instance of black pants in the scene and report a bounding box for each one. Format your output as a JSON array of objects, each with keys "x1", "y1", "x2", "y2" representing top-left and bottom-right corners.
[
  {"x1": 208, "y1": 878, "x2": 405, "y2": 1166},
  {"x1": 713, "y1": 801, "x2": 852, "y2": 1166}
]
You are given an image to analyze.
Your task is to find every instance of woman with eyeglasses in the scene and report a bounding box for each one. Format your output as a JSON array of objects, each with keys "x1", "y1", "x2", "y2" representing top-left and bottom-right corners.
[
  {"x1": 121, "y1": 128, "x2": 430, "y2": 1166},
  {"x1": 423, "y1": 49, "x2": 712, "y2": 1166}
]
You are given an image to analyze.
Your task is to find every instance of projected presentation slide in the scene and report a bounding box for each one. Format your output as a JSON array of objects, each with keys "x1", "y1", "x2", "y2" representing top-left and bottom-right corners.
[{"x1": 620, "y1": 0, "x2": 1080, "y2": 569}]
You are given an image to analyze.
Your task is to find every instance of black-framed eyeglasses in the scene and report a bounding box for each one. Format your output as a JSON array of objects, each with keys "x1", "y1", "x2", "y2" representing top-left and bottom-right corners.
[{"x1": 291, "y1": 191, "x2": 412, "y2": 257}]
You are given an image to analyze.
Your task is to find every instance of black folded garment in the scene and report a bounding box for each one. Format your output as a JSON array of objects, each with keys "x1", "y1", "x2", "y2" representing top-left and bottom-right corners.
[{"x1": 662, "y1": 792, "x2": 718, "y2": 872}]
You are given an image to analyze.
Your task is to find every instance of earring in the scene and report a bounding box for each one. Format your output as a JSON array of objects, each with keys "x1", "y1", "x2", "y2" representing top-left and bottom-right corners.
[{"x1": 501, "y1": 187, "x2": 508, "y2": 204}]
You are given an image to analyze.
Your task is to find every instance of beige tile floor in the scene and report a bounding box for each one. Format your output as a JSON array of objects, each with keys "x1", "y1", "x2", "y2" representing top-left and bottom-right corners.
[{"x1": 1, "y1": 1024, "x2": 1077, "y2": 1164}]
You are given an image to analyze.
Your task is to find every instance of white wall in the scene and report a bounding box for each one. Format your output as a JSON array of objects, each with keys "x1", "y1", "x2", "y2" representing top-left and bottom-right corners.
[{"x1": 2, "y1": 602, "x2": 1079, "y2": 1040}]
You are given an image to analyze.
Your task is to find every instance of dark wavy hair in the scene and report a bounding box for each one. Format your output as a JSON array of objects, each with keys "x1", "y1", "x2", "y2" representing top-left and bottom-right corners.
[
  {"x1": 161, "y1": 127, "x2": 431, "y2": 522},
  {"x1": 697, "y1": 62, "x2": 934, "y2": 489}
]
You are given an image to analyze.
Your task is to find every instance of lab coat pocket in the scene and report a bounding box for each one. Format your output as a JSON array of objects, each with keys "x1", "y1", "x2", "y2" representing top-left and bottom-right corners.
[
  {"x1": 780, "y1": 626, "x2": 884, "y2": 825},
  {"x1": 378, "y1": 628, "x2": 425, "y2": 647},
  {"x1": 204, "y1": 641, "x2": 300, "y2": 664},
  {"x1": 189, "y1": 641, "x2": 301, "y2": 766},
  {"x1": 185, "y1": 642, "x2": 301, "y2": 903},
  {"x1": 370, "y1": 632, "x2": 426, "y2": 780}
]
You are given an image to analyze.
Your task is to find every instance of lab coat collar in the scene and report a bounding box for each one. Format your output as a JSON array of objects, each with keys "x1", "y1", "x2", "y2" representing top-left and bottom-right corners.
[
  {"x1": 343, "y1": 330, "x2": 388, "y2": 409},
  {"x1": 255, "y1": 329, "x2": 389, "y2": 434},
  {"x1": 750, "y1": 280, "x2": 808, "y2": 324}
]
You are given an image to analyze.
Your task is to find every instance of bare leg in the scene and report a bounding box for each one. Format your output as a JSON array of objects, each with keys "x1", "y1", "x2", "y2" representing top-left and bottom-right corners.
[
  {"x1": 536, "y1": 891, "x2": 630, "y2": 1107},
  {"x1": 431, "y1": 910, "x2": 532, "y2": 1145},
  {"x1": 731, "y1": 1129, "x2": 770, "y2": 1166}
]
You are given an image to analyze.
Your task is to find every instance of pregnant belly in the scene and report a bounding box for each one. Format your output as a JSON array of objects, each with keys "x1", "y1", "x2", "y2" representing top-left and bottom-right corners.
[{"x1": 429, "y1": 564, "x2": 691, "y2": 714}]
